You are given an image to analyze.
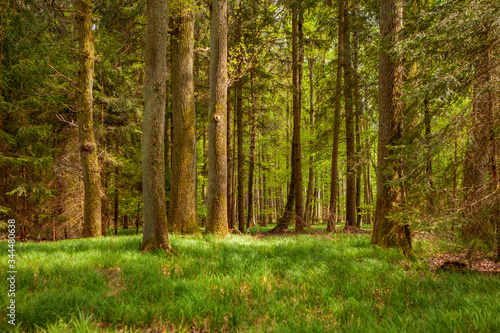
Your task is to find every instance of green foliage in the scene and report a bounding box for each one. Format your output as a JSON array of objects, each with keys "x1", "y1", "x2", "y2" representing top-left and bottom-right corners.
[{"x1": 1, "y1": 233, "x2": 499, "y2": 332}]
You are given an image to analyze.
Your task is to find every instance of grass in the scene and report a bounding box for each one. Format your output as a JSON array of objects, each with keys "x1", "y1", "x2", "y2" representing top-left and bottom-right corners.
[{"x1": 1, "y1": 224, "x2": 499, "y2": 332}]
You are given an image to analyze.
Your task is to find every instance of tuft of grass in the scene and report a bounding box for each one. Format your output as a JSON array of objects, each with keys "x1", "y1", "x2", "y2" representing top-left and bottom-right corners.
[{"x1": 1, "y1": 231, "x2": 499, "y2": 332}]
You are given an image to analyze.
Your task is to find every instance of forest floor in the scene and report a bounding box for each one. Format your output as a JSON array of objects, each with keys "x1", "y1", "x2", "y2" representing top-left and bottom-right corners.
[{"x1": 1, "y1": 224, "x2": 499, "y2": 332}]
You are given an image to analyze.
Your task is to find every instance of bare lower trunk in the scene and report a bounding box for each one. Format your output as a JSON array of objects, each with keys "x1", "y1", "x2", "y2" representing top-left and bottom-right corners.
[
  {"x1": 292, "y1": 4, "x2": 305, "y2": 232},
  {"x1": 343, "y1": 0, "x2": 356, "y2": 229},
  {"x1": 169, "y1": 3, "x2": 199, "y2": 234},
  {"x1": 305, "y1": 57, "x2": 315, "y2": 225},
  {"x1": 328, "y1": 0, "x2": 343, "y2": 233},
  {"x1": 227, "y1": 87, "x2": 234, "y2": 230},
  {"x1": 141, "y1": 0, "x2": 171, "y2": 252},
  {"x1": 247, "y1": 72, "x2": 257, "y2": 229},
  {"x1": 206, "y1": 0, "x2": 229, "y2": 236}
]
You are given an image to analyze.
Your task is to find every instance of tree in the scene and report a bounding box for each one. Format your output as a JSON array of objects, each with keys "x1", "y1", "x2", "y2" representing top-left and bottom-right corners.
[
  {"x1": 76, "y1": 0, "x2": 102, "y2": 238},
  {"x1": 247, "y1": 71, "x2": 257, "y2": 229},
  {"x1": 206, "y1": 0, "x2": 229, "y2": 236},
  {"x1": 343, "y1": 0, "x2": 356, "y2": 229},
  {"x1": 328, "y1": 0, "x2": 343, "y2": 233},
  {"x1": 371, "y1": 0, "x2": 412, "y2": 255},
  {"x1": 292, "y1": 2, "x2": 305, "y2": 232},
  {"x1": 141, "y1": 0, "x2": 171, "y2": 251},
  {"x1": 169, "y1": 0, "x2": 199, "y2": 234},
  {"x1": 235, "y1": 0, "x2": 246, "y2": 234}
]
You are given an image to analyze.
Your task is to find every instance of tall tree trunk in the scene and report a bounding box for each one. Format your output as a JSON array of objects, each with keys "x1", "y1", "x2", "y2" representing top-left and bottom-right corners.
[
  {"x1": 135, "y1": 201, "x2": 140, "y2": 235},
  {"x1": 262, "y1": 151, "x2": 268, "y2": 227},
  {"x1": 328, "y1": 0, "x2": 344, "y2": 233},
  {"x1": 424, "y1": 95, "x2": 434, "y2": 212},
  {"x1": 206, "y1": 0, "x2": 229, "y2": 236},
  {"x1": 114, "y1": 163, "x2": 119, "y2": 236},
  {"x1": 247, "y1": 72, "x2": 257, "y2": 229},
  {"x1": 292, "y1": 3, "x2": 305, "y2": 232},
  {"x1": 227, "y1": 86, "x2": 235, "y2": 230},
  {"x1": 343, "y1": 0, "x2": 356, "y2": 229},
  {"x1": 353, "y1": 27, "x2": 362, "y2": 228},
  {"x1": 371, "y1": 0, "x2": 412, "y2": 256},
  {"x1": 141, "y1": 0, "x2": 171, "y2": 252},
  {"x1": 305, "y1": 57, "x2": 315, "y2": 226},
  {"x1": 363, "y1": 119, "x2": 373, "y2": 225},
  {"x1": 169, "y1": 2, "x2": 199, "y2": 234},
  {"x1": 462, "y1": 25, "x2": 494, "y2": 250},
  {"x1": 236, "y1": 1, "x2": 245, "y2": 233},
  {"x1": 76, "y1": 0, "x2": 101, "y2": 238}
]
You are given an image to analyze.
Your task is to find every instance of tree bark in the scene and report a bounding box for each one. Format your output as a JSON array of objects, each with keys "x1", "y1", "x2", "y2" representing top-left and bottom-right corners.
[
  {"x1": 141, "y1": 0, "x2": 171, "y2": 251},
  {"x1": 236, "y1": 1, "x2": 245, "y2": 233},
  {"x1": 371, "y1": 0, "x2": 412, "y2": 256},
  {"x1": 328, "y1": 0, "x2": 344, "y2": 233},
  {"x1": 169, "y1": 1, "x2": 199, "y2": 234},
  {"x1": 353, "y1": 27, "x2": 362, "y2": 228},
  {"x1": 292, "y1": 4, "x2": 305, "y2": 232},
  {"x1": 76, "y1": 0, "x2": 102, "y2": 238},
  {"x1": 343, "y1": 0, "x2": 356, "y2": 229},
  {"x1": 227, "y1": 86, "x2": 235, "y2": 230},
  {"x1": 114, "y1": 163, "x2": 119, "y2": 235},
  {"x1": 305, "y1": 57, "x2": 315, "y2": 226},
  {"x1": 206, "y1": 0, "x2": 229, "y2": 236},
  {"x1": 247, "y1": 71, "x2": 257, "y2": 229}
]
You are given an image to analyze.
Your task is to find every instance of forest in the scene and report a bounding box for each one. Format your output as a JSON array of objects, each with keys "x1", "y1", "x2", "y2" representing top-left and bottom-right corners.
[{"x1": 0, "y1": 0, "x2": 499, "y2": 332}]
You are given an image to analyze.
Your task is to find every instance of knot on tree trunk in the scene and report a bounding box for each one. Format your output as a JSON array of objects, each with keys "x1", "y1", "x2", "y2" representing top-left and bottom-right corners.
[{"x1": 80, "y1": 142, "x2": 95, "y2": 152}]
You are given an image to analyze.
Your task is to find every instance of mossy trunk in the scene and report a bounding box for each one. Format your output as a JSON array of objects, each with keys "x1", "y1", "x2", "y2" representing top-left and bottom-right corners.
[
  {"x1": 169, "y1": 1, "x2": 199, "y2": 234},
  {"x1": 206, "y1": 0, "x2": 229, "y2": 237},
  {"x1": 141, "y1": 0, "x2": 171, "y2": 252},
  {"x1": 371, "y1": 0, "x2": 412, "y2": 256},
  {"x1": 76, "y1": 0, "x2": 102, "y2": 238}
]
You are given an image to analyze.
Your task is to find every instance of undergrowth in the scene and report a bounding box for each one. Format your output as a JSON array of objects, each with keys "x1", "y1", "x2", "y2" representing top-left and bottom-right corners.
[{"x1": 1, "y1": 226, "x2": 499, "y2": 332}]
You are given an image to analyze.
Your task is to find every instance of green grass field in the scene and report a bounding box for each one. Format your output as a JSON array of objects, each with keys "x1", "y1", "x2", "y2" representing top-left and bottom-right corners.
[{"x1": 1, "y1": 225, "x2": 499, "y2": 332}]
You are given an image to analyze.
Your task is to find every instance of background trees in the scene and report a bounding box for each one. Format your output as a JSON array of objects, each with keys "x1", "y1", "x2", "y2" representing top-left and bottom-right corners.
[{"x1": 0, "y1": 0, "x2": 498, "y2": 260}]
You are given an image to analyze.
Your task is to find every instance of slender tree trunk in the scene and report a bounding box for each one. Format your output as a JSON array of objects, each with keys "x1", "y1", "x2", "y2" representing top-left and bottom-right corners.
[
  {"x1": 76, "y1": 0, "x2": 101, "y2": 238},
  {"x1": 363, "y1": 120, "x2": 373, "y2": 225},
  {"x1": 292, "y1": 3, "x2": 305, "y2": 232},
  {"x1": 227, "y1": 87, "x2": 235, "y2": 230},
  {"x1": 328, "y1": 0, "x2": 344, "y2": 233},
  {"x1": 141, "y1": 0, "x2": 171, "y2": 252},
  {"x1": 169, "y1": 2, "x2": 199, "y2": 234},
  {"x1": 343, "y1": 0, "x2": 356, "y2": 229},
  {"x1": 353, "y1": 27, "x2": 362, "y2": 228},
  {"x1": 371, "y1": 0, "x2": 412, "y2": 256},
  {"x1": 136, "y1": 201, "x2": 140, "y2": 235},
  {"x1": 206, "y1": 0, "x2": 229, "y2": 236},
  {"x1": 236, "y1": 1, "x2": 245, "y2": 233},
  {"x1": 424, "y1": 96, "x2": 434, "y2": 212},
  {"x1": 262, "y1": 152, "x2": 268, "y2": 227},
  {"x1": 101, "y1": 170, "x2": 109, "y2": 236},
  {"x1": 305, "y1": 57, "x2": 315, "y2": 226},
  {"x1": 247, "y1": 72, "x2": 257, "y2": 229},
  {"x1": 114, "y1": 163, "x2": 119, "y2": 236}
]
